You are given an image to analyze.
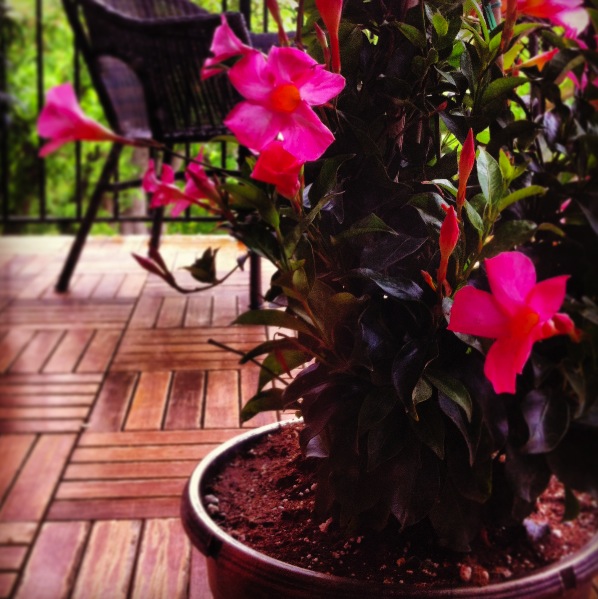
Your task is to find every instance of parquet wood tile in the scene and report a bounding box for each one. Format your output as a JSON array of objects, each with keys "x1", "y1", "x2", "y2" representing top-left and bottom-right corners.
[{"x1": 70, "y1": 520, "x2": 141, "y2": 599}]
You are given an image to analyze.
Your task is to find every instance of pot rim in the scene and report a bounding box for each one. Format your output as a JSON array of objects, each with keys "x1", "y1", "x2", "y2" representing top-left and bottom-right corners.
[{"x1": 183, "y1": 420, "x2": 598, "y2": 597}]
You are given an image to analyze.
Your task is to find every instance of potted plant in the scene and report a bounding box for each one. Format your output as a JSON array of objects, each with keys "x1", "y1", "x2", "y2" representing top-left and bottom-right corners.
[{"x1": 37, "y1": 0, "x2": 598, "y2": 595}]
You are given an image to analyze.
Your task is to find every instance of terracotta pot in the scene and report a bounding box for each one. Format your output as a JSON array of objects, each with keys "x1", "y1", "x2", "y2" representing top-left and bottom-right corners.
[{"x1": 181, "y1": 421, "x2": 598, "y2": 599}]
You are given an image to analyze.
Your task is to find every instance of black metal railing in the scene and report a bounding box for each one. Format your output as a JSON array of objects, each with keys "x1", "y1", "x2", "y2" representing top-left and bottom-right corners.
[{"x1": 0, "y1": 0, "x2": 273, "y2": 233}]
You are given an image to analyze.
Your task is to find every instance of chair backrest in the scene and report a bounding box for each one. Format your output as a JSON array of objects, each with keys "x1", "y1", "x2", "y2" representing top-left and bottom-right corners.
[{"x1": 62, "y1": 0, "x2": 252, "y2": 143}]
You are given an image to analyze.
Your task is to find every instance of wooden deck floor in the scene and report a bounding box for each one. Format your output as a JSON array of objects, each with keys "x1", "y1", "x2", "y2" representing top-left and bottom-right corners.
[{"x1": 0, "y1": 234, "x2": 284, "y2": 599}]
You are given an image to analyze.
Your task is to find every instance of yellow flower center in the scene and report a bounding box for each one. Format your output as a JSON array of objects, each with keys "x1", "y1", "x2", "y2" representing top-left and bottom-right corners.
[{"x1": 270, "y1": 84, "x2": 301, "y2": 113}]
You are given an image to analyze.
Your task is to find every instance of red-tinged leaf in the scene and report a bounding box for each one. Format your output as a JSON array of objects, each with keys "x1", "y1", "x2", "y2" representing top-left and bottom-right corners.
[{"x1": 132, "y1": 253, "x2": 166, "y2": 278}]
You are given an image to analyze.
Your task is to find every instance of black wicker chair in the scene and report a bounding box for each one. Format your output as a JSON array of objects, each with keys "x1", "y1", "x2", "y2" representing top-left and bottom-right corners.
[{"x1": 57, "y1": 0, "x2": 265, "y2": 307}]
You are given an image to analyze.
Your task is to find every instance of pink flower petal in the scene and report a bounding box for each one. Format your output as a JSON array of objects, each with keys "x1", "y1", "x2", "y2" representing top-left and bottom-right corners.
[
  {"x1": 527, "y1": 275, "x2": 569, "y2": 321},
  {"x1": 224, "y1": 102, "x2": 282, "y2": 153},
  {"x1": 448, "y1": 286, "x2": 510, "y2": 338},
  {"x1": 267, "y1": 46, "x2": 318, "y2": 87},
  {"x1": 278, "y1": 102, "x2": 335, "y2": 162},
  {"x1": 486, "y1": 252, "x2": 537, "y2": 316},
  {"x1": 228, "y1": 52, "x2": 273, "y2": 103},
  {"x1": 484, "y1": 334, "x2": 535, "y2": 394},
  {"x1": 297, "y1": 65, "x2": 345, "y2": 106}
]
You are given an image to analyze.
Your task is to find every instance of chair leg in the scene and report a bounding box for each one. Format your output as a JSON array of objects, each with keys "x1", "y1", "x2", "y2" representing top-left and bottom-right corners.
[
  {"x1": 149, "y1": 206, "x2": 164, "y2": 252},
  {"x1": 249, "y1": 251, "x2": 262, "y2": 310},
  {"x1": 55, "y1": 143, "x2": 123, "y2": 293}
]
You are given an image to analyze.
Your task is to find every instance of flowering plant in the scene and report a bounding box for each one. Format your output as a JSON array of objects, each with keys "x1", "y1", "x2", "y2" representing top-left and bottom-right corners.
[{"x1": 39, "y1": 0, "x2": 598, "y2": 552}]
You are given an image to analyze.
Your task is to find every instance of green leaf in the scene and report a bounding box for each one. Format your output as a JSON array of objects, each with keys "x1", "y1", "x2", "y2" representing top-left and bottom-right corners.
[
  {"x1": 479, "y1": 220, "x2": 537, "y2": 260},
  {"x1": 412, "y1": 377, "x2": 433, "y2": 406},
  {"x1": 334, "y1": 214, "x2": 398, "y2": 241},
  {"x1": 234, "y1": 309, "x2": 315, "y2": 337},
  {"x1": 480, "y1": 76, "x2": 527, "y2": 107},
  {"x1": 476, "y1": 149, "x2": 504, "y2": 209},
  {"x1": 358, "y1": 388, "x2": 399, "y2": 435},
  {"x1": 240, "y1": 388, "x2": 286, "y2": 422},
  {"x1": 425, "y1": 372, "x2": 473, "y2": 422},
  {"x1": 239, "y1": 337, "x2": 308, "y2": 363},
  {"x1": 497, "y1": 185, "x2": 547, "y2": 212},
  {"x1": 432, "y1": 13, "x2": 449, "y2": 37},
  {"x1": 307, "y1": 154, "x2": 353, "y2": 207},
  {"x1": 396, "y1": 23, "x2": 426, "y2": 50},
  {"x1": 521, "y1": 390, "x2": 570, "y2": 454},
  {"x1": 409, "y1": 401, "x2": 445, "y2": 459},
  {"x1": 355, "y1": 269, "x2": 424, "y2": 302},
  {"x1": 463, "y1": 200, "x2": 484, "y2": 239},
  {"x1": 258, "y1": 350, "x2": 312, "y2": 391}
]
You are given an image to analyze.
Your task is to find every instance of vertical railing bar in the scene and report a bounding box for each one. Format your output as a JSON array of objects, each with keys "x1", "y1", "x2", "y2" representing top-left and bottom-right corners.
[
  {"x1": 36, "y1": 0, "x2": 47, "y2": 221},
  {"x1": 0, "y1": 3, "x2": 9, "y2": 224},
  {"x1": 74, "y1": 35, "x2": 83, "y2": 221}
]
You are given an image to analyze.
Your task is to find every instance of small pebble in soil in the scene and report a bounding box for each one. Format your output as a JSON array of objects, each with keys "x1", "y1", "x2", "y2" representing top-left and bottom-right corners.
[
  {"x1": 459, "y1": 565, "x2": 472, "y2": 582},
  {"x1": 472, "y1": 566, "x2": 490, "y2": 586}
]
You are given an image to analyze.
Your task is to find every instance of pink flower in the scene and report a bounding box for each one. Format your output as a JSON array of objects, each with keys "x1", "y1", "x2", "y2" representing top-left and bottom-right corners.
[
  {"x1": 143, "y1": 153, "x2": 219, "y2": 217},
  {"x1": 201, "y1": 15, "x2": 256, "y2": 80},
  {"x1": 184, "y1": 152, "x2": 220, "y2": 204},
  {"x1": 457, "y1": 129, "x2": 475, "y2": 211},
  {"x1": 506, "y1": 0, "x2": 589, "y2": 38},
  {"x1": 315, "y1": 0, "x2": 343, "y2": 73},
  {"x1": 437, "y1": 205, "x2": 459, "y2": 289},
  {"x1": 251, "y1": 140, "x2": 303, "y2": 200},
  {"x1": 224, "y1": 47, "x2": 345, "y2": 161},
  {"x1": 448, "y1": 252, "x2": 579, "y2": 394},
  {"x1": 37, "y1": 83, "x2": 126, "y2": 157}
]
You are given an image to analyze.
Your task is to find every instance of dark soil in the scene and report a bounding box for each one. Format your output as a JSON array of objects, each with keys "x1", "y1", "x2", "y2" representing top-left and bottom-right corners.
[{"x1": 204, "y1": 423, "x2": 598, "y2": 588}]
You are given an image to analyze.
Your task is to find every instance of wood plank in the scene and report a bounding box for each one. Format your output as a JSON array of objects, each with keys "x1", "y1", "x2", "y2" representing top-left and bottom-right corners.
[
  {"x1": 0, "y1": 383, "x2": 99, "y2": 394},
  {"x1": 0, "y1": 394, "x2": 94, "y2": 406},
  {"x1": 0, "y1": 329, "x2": 35, "y2": 372},
  {"x1": 71, "y1": 520, "x2": 141, "y2": 599},
  {"x1": 43, "y1": 329, "x2": 94, "y2": 373},
  {"x1": 184, "y1": 295, "x2": 213, "y2": 327},
  {"x1": 125, "y1": 371, "x2": 171, "y2": 431},
  {"x1": 211, "y1": 293, "x2": 238, "y2": 327},
  {"x1": 0, "y1": 406, "x2": 88, "y2": 419},
  {"x1": 56, "y1": 478, "x2": 186, "y2": 499},
  {"x1": 13, "y1": 521, "x2": 89, "y2": 599},
  {"x1": 156, "y1": 297, "x2": 186, "y2": 329},
  {"x1": 87, "y1": 371, "x2": 137, "y2": 432},
  {"x1": 0, "y1": 373, "x2": 102, "y2": 384},
  {"x1": 71, "y1": 444, "x2": 212, "y2": 462},
  {"x1": 47, "y1": 497, "x2": 181, "y2": 520},
  {"x1": 64, "y1": 460, "x2": 199, "y2": 480},
  {"x1": 129, "y1": 296, "x2": 162, "y2": 329},
  {"x1": 116, "y1": 273, "x2": 147, "y2": 298},
  {"x1": 0, "y1": 420, "x2": 83, "y2": 433},
  {"x1": 163, "y1": 371, "x2": 205, "y2": 430},
  {"x1": 76, "y1": 329, "x2": 121, "y2": 373},
  {"x1": 0, "y1": 573, "x2": 16, "y2": 599},
  {"x1": 91, "y1": 273, "x2": 126, "y2": 298},
  {"x1": 0, "y1": 523, "x2": 37, "y2": 544},
  {"x1": 189, "y1": 547, "x2": 212, "y2": 599},
  {"x1": 111, "y1": 356, "x2": 246, "y2": 372},
  {"x1": 0, "y1": 546, "x2": 28, "y2": 569},
  {"x1": 0, "y1": 434, "x2": 76, "y2": 522},
  {"x1": 0, "y1": 435, "x2": 36, "y2": 503},
  {"x1": 7, "y1": 330, "x2": 63, "y2": 374},
  {"x1": 204, "y1": 370, "x2": 240, "y2": 428},
  {"x1": 78, "y1": 428, "x2": 243, "y2": 446},
  {"x1": 66, "y1": 273, "x2": 102, "y2": 298},
  {"x1": 130, "y1": 519, "x2": 190, "y2": 599}
]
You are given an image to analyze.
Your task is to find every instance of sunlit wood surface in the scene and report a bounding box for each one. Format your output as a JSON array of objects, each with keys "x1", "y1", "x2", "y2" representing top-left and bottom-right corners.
[
  {"x1": 0, "y1": 234, "x2": 285, "y2": 599},
  {"x1": 1, "y1": 236, "x2": 597, "y2": 599}
]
